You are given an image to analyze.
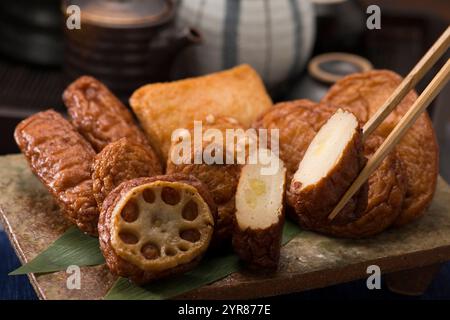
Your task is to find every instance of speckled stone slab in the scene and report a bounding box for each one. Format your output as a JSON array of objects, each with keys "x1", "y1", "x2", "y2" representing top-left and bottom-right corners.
[{"x1": 1, "y1": 154, "x2": 450, "y2": 300}]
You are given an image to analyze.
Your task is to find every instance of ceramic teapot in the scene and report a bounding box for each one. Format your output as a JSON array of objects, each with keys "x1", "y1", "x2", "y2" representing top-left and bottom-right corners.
[
  {"x1": 62, "y1": 0, "x2": 201, "y2": 99},
  {"x1": 173, "y1": 0, "x2": 315, "y2": 90}
]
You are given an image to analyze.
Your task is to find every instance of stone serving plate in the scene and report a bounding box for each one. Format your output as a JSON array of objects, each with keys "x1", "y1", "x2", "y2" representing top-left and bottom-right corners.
[{"x1": 1, "y1": 154, "x2": 450, "y2": 299}]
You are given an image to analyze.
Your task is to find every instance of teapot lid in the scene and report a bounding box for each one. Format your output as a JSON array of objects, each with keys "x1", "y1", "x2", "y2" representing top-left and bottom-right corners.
[{"x1": 62, "y1": 0, "x2": 175, "y2": 28}]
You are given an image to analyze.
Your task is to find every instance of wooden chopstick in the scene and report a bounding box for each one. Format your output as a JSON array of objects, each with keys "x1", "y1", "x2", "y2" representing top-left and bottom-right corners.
[
  {"x1": 328, "y1": 58, "x2": 450, "y2": 221},
  {"x1": 362, "y1": 26, "x2": 450, "y2": 141}
]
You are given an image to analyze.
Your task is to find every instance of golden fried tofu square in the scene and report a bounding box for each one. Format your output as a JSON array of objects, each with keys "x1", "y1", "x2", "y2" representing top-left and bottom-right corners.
[{"x1": 130, "y1": 64, "x2": 273, "y2": 161}]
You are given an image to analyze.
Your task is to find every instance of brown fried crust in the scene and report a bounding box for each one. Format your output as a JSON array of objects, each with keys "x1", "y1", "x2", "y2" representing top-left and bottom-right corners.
[
  {"x1": 92, "y1": 138, "x2": 162, "y2": 208},
  {"x1": 63, "y1": 76, "x2": 155, "y2": 155},
  {"x1": 166, "y1": 117, "x2": 244, "y2": 246},
  {"x1": 232, "y1": 215, "x2": 285, "y2": 270},
  {"x1": 308, "y1": 135, "x2": 406, "y2": 238},
  {"x1": 322, "y1": 70, "x2": 438, "y2": 225},
  {"x1": 255, "y1": 100, "x2": 406, "y2": 238},
  {"x1": 14, "y1": 110, "x2": 99, "y2": 235},
  {"x1": 167, "y1": 164, "x2": 240, "y2": 246},
  {"x1": 98, "y1": 174, "x2": 217, "y2": 284},
  {"x1": 287, "y1": 120, "x2": 368, "y2": 227}
]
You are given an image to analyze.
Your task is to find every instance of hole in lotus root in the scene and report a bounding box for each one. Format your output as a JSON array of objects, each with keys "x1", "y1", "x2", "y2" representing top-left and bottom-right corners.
[
  {"x1": 180, "y1": 229, "x2": 201, "y2": 243},
  {"x1": 141, "y1": 243, "x2": 160, "y2": 260},
  {"x1": 161, "y1": 187, "x2": 181, "y2": 205},
  {"x1": 165, "y1": 247, "x2": 177, "y2": 256},
  {"x1": 178, "y1": 243, "x2": 189, "y2": 252},
  {"x1": 142, "y1": 189, "x2": 155, "y2": 203},
  {"x1": 119, "y1": 231, "x2": 138, "y2": 244},
  {"x1": 182, "y1": 200, "x2": 199, "y2": 221},
  {"x1": 121, "y1": 199, "x2": 139, "y2": 222}
]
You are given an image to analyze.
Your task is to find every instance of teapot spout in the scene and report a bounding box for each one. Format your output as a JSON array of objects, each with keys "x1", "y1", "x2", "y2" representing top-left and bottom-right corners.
[{"x1": 173, "y1": 27, "x2": 202, "y2": 51}]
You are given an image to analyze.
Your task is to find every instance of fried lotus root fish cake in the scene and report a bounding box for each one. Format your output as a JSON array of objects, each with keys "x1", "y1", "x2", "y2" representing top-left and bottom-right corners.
[
  {"x1": 233, "y1": 151, "x2": 286, "y2": 269},
  {"x1": 287, "y1": 109, "x2": 368, "y2": 227},
  {"x1": 98, "y1": 174, "x2": 216, "y2": 284},
  {"x1": 14, "y1": 110, "x2": 99, "y2": 235},
  {"x1": 166, "y1": 116, "x2": 244, "y2": 245},
  {"x1": 63, "y1": 76, "x2": 155, "y2": 154},
  {"x1": 322, "y1": 70, "x2": 438, "y2": 225},
  {"x1": 92, "y1": 138, "x2": 162, "y2": 208}
]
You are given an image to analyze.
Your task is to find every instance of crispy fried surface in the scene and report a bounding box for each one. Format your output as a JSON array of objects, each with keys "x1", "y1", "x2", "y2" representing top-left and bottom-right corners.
[
  {"x1": 166, "y1": 117, "x2": 244, "y2": 246},
  {"x1": 322, "y1": 70, "x2": 438, "y2": 225},
  {"x1": 92, "y1": 138, "x2": 162, "y2": 208},
  {"x1": 311, "y1": 135, "x2": 406, "y2": 238},
  {"x1": 232, "y1": 217, "x2": 285, "y2": 270},
  {"x1": 98, "y1": 174, "x2": 216, "y2": 284},
  {"x1": 287, "y1": 116, "x2": 368, "y2": 227},
  {"x1": 255, "y1": 100, "x2": 406, "y2": 237},
  {"x1": 63, "y1": 76, "x2": 153, "y2": 154},
  {"x1": 130, "y1": 64, "x2": 273, "y2": 161},
  {"x1": 14, "y1": 110, "x2": 99, "y2": 235}
]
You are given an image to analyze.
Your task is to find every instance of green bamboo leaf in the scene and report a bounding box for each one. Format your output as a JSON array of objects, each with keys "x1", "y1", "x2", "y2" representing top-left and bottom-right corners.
[
  {"x1": 8, "y1": 215, "x2": 300, "y2": 298},
  {"x1": 106, "y1": 254, "x2": 240, "y2": 300},
  {"x1": 282, "y1": 219, "x2": 302, "y2": 244},
  {"x1": 105, "y1": 220, "x2": 301, "y2": 300},
  {"x1": 9, "y1": 226, "x2": 104, "y2": 275}
]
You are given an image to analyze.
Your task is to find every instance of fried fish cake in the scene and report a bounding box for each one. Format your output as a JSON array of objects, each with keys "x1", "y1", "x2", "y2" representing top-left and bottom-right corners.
[
  {"x1": 255, "y1": 100, "x2": 406, "y2": 237},
  {"x1": 308, "y1": 135, "x2": 406, "y2": 238},
  {"x1": 287, "y1": 109, "x2": 368, "y2": 228},
  {"x1": 92, "y1": 138, "x2": 163, "y2": 208},
  {"x1": 166, "y1": 116, "x2": 244, "y2": 245},
  {"x1": 63, "y1": 76, "x2": 154, "y2": 154},
  {"x1": 233, "y1": 152, "x2": 286, "y2": 269},
  {"x1": 322, "y1": 70, "x2": 438, "y2": 226},
  {"x1": 253, "y1": 99, "x2": 337, "y2": 184},
  {"x1": 14, "y1": 110, "x2": 99, "y2": 235},
  {"x1": 98, "y1": 174, "x2": 216, "y2": 284}
]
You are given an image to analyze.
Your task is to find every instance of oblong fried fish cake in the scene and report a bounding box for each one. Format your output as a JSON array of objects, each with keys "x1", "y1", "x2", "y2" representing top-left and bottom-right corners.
[
  {"x1": 63, "y1": 76, "x2": 154, "y2": 154},
  {"x1": 14, "y1": 110, "x2": 99, "y2": 235}
]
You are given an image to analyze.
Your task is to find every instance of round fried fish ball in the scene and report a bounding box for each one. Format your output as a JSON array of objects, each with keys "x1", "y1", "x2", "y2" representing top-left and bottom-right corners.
[
  {"x1": 166, "y1": 116, "x2": 244, "y2": 246},
  {"x1": 92, "y1": 138, "x2": 162, "y2": 208}
]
